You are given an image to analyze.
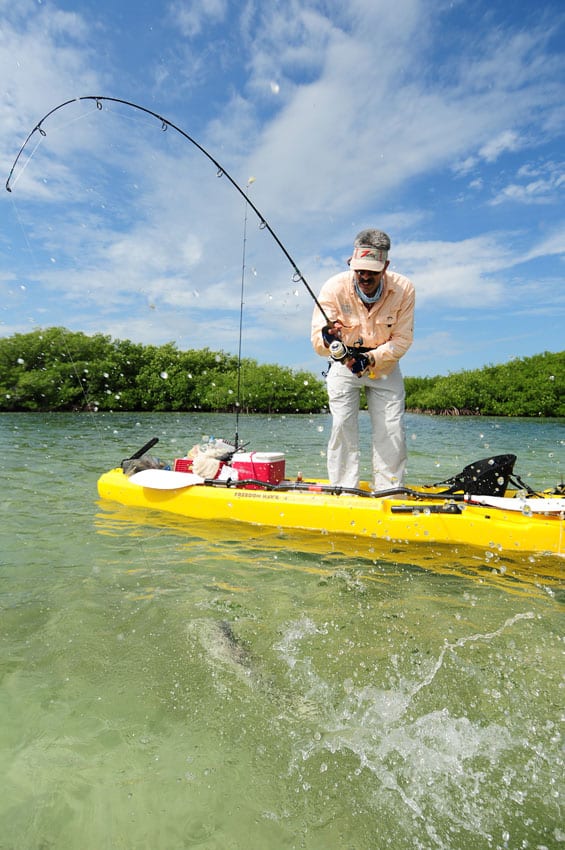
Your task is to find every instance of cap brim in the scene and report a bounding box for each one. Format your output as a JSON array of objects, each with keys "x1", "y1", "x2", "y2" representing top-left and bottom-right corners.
[{"x1": 350, "y1": 258, "x2": 386, "y2": 272}]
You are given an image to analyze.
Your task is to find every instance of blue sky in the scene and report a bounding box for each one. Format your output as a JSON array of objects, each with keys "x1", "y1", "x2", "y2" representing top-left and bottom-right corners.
[{"x1": 1, "y1": 0, "x2": 564, "y2": 379}]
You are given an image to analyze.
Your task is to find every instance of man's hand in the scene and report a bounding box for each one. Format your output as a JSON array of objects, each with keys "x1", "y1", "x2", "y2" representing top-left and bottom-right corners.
[
  {"x1": 321, "y1": 321, "x2": 343, "y2": 348},
  {"x1": 346, "y1": 352, "x2": 371, "y2": 376},
  {"x1": 344, "y1": 350, "x2": 377, "y2": 377}
]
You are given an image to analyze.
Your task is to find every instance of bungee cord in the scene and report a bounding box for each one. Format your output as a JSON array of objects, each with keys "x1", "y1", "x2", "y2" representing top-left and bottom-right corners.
[{"x1": 6, "y1": 95, "x2": 331, "y2": 324}]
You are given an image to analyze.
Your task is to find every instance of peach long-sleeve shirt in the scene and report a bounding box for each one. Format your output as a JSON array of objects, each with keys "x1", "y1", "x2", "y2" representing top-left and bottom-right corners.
[{"x1": 311, "y1": 270, "x2": 415, "y2": 378}]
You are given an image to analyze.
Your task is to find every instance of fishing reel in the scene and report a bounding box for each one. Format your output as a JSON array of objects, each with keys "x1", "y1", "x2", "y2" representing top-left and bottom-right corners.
[
  {"x1": 328, "y1": 339, "x2": 351, "y2": 362},
  {"x1": 328, "y1": 339, "x2": 371, "y2": 375}
]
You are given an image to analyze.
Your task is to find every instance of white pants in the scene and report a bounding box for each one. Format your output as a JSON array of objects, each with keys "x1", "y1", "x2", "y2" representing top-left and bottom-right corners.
[{"x1": 326, "y1": 361, "x2": 407, "y2": 490}]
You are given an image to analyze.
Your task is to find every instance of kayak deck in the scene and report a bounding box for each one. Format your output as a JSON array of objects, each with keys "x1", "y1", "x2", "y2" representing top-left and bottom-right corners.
[{"x1": 97, "y1": 467, "x2": 565, "y2": 558}]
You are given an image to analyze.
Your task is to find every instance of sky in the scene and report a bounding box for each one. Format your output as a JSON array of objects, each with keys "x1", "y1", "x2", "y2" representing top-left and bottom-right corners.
[{"x1": 1, "y1": 0, "x2": 564, "y2": 380}]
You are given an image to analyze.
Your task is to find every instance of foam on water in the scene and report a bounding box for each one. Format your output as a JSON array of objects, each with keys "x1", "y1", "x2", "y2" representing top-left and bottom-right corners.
[{"x1": 273, "y1": 612, "x2": 558, "y2": 849}]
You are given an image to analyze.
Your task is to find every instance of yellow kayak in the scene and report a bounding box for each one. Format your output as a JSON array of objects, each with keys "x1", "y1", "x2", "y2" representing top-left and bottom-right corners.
[{"x1": 97, "y1": 465, "x2": 565, "y2": 559}]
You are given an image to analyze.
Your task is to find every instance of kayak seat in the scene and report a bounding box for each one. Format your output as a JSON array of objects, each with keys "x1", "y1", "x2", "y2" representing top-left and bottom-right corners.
[{"x1": 431, "y1": 454, "x2": 517, "y2": 496}]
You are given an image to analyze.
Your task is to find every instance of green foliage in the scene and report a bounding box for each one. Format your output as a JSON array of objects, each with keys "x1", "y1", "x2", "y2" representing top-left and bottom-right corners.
[
  {"x1": 2, "y1": 329, "x2": 563, "y2": 416},
  {"x1": 0, "y1": 328, "x2": 327, "y2": 414},
  {"x1": 405, "y1": 351, "x2": 565, "y2": 416}
]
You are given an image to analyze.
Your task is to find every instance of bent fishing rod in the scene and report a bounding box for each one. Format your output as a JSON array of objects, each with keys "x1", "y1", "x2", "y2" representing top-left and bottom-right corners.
[{"x1": 6, "y1": 95, "x2": 331, "y2": 324}]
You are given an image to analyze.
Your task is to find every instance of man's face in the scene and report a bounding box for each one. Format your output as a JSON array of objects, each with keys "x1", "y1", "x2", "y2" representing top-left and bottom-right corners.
[{"x1": 355, "y1": 265, "x2": 386, "y2": 297}]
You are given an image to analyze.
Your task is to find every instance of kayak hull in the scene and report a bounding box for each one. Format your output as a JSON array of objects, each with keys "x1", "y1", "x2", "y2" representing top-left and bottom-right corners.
[{"x1": 97, "y1": 468, "x2": 565, "y2": 558}]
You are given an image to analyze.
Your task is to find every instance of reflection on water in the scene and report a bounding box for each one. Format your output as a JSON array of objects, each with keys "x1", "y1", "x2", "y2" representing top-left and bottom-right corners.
[
  {"x1": 1, "y1": 412, "x2": 563, "y2": 849},
  {"x1": 97, "y1": 498, "x2": 565, "y2": 598}
]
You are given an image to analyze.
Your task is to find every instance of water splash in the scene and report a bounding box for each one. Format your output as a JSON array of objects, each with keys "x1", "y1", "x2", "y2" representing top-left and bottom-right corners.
[{"x1": 275, "y1": 612, "x2": 543, "y2": 845}]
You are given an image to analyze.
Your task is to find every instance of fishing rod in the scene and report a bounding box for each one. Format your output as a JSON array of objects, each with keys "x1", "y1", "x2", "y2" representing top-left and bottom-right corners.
[
  {"x1": 5, "y1": 95, "x2": 332, "y2": 324},
  {"x1": 234, "y1": 177, "x2": 254, "y2": 451}
]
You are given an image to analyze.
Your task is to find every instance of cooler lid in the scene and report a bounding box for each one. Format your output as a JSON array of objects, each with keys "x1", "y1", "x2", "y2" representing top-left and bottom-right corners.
[{"x1": 233, "y1": 451, "x2": 285, "y2": 462}]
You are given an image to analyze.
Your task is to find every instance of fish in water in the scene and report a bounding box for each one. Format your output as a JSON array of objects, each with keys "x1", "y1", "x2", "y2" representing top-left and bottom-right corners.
[
  {"x1": 186, "y1": 618, "x2": 254, "y2": 685},
  {"x1": 186, "y1": 617, "x2": 322, "y2": 720}
]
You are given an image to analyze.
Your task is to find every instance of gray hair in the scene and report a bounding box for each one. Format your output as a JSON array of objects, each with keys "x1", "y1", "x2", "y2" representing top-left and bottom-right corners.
[{"x1": 354, "y1": 229, "x2": 391, "y2": 252}]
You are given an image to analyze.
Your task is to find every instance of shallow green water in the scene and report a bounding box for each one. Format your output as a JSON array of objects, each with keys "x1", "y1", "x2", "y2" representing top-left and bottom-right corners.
[{"x1": 1, "y1": 412, "x2": 563, "y2": 849}]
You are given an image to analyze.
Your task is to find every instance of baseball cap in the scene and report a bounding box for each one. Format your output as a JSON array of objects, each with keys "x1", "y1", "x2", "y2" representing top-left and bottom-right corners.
[{"x1": 350, "y1": 229, "x2": 390, "y2": 271}]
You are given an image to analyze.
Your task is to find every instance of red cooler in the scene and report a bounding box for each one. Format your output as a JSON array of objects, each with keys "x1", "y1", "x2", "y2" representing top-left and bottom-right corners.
[{"x1": 231, "y1": 452, "x2": 286, "y2": 488}]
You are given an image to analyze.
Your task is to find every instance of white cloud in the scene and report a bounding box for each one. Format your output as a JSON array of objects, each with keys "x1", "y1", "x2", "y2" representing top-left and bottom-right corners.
[
  {"x1": 168, "y1": 0, "x2": 228, "y2": 38},
  {"x1": 227, "y1": 5, "x2": 564, "y2": 226},
  {"x1": 490, "y1": 181, "x2": 552, "y2": 205},
  {"x1": 397, "y1": 234, "x2": 529, "y2": 308},
  {"x1": 406, "y1": 330, "x2": 466, "y2": 362},
  {"x1": 522, "y1": 223, "x2": 565, "y2": 262},
  {"x1": 479, "y1": 130, "x2": 522, "y2": 162},
  {"x1": 489, "y1": 160, "x2": 565, "y2": 206},
  {"x1": 452, "y1": 156, "x2": 478, "y2": 177},
  {"x1": 0, "y1": 6, "x2": 106, "y2": 199}
]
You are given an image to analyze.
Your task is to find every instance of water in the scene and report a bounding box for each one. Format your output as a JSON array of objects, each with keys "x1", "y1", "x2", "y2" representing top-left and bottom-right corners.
[{"x1": 1, "y1": 412, "x2": 563, "y2": 849}]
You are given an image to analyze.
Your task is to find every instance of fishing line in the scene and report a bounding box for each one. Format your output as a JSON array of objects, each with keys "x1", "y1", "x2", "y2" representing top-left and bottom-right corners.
[
  {"x1": 234, "y1": 177, "x2": 255, "y2": 451},
  {"x1": 7, "y1": 102, "x2": 101, "y2": 192},
  {"x1": 6, "y1": 193, "x2": 139, "y2": 471},
  {"x1": 6, "y1": 95, "x2": 332, "y2": 324},
  {"x1": 7, "y1": 189, "x2": 100, "y2": 423},
  {"x1": 6, "y1": 102, "x2": 128, "y2": 430},
  {"x1": 6, "y1": 137, "x2": 43, "y2": 192},
  {"x1": 7, "y1": 192, "x2": 37, "y2": 265}
]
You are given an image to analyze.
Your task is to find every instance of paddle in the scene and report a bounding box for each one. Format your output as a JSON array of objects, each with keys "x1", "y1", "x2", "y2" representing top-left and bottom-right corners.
[
  {"x1": 129, "y1": 469, "x2": 204, "y2": 489},
  {"x1": 466, "y1": 495, "x2": 565, "y2": 513}
]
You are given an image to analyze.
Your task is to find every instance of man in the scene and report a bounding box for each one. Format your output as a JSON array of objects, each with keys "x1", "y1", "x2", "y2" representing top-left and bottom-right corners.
[{"x1": 311, "y1": 229, "x2": 415, "y2": 491}]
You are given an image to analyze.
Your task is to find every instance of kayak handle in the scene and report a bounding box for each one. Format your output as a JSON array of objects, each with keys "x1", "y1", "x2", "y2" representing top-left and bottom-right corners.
[
  {"x1": 390, "y1": 503, "x2": 463, "y2": 515},
  {"x1": 124, "y1": 437, "x2": 159, "y2": 461}
]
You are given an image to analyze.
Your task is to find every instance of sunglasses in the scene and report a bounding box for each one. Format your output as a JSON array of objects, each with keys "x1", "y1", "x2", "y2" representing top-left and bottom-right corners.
[{"x1": 356, "y1": 269, "x2": 381, "y2": 279}]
